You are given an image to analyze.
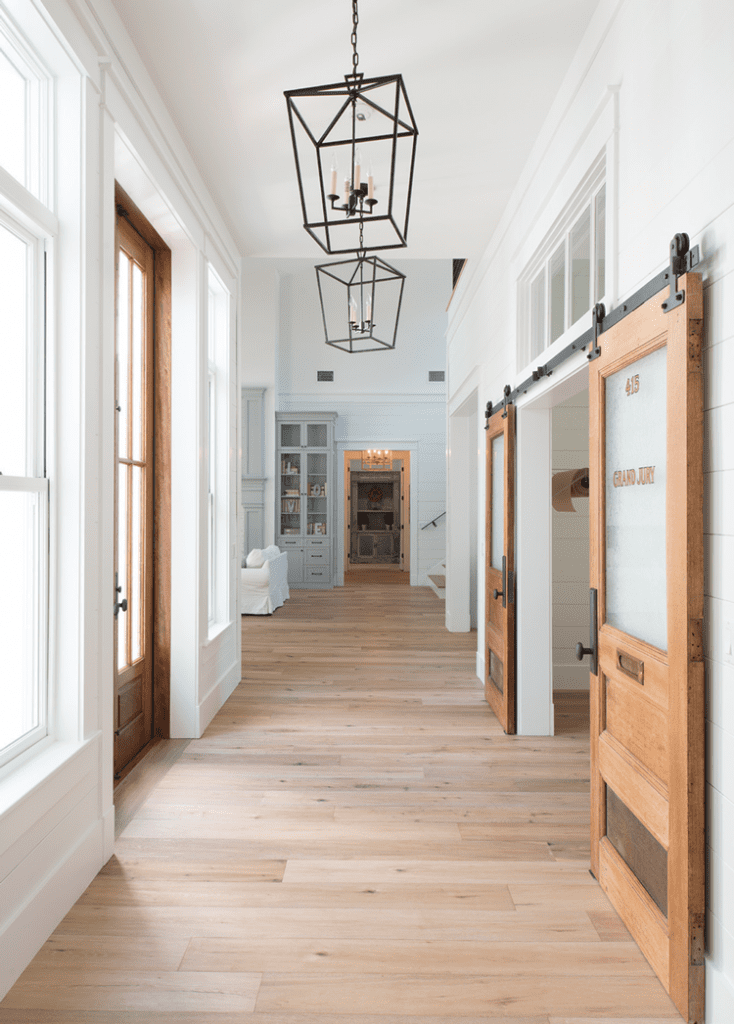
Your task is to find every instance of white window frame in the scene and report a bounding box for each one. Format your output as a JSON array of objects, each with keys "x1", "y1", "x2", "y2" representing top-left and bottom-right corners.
[
  {"x1": 0, "y1": 19, "x2": 53, "y2": 771},
  {"x1": 518, "y1": 152, "x2": 608, "y2": 369},
  {"x1": 206, "y1": 264, "x2": 231, "y2": 632}
]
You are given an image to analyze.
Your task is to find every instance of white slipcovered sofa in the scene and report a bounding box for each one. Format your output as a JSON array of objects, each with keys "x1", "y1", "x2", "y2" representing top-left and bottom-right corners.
[{"x1": 240, "y1": 545, "x2": 289, "y2": 615}]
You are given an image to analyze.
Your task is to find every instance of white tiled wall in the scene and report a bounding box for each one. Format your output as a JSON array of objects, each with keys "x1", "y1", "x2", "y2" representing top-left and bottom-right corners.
[{"x1": 447, "y1": 0, "x2": 734, "y2": 1016}]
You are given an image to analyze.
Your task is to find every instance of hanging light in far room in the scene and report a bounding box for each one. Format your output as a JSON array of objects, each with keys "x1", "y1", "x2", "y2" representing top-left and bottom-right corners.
[
  {"x1": 361, "y1": 449, "x2": 392, "y2": 470},
  {"x1": 284, "y1": 0, "x2": 418, "y2": 256},
  {"x1": 316, "y1": 252, "x2": 405, "y2": 353}
]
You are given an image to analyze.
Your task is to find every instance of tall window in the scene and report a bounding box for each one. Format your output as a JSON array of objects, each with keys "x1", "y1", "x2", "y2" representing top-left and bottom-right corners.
[
  {"x1": 0, "y1": 23, "x2": 51, "y2": 768},
  {"x1": 519, "y1": 157, "x2": 607, "y2": 366},
  {"x1": 206, "y1": 266, "x2": 230, "y2": 630}
]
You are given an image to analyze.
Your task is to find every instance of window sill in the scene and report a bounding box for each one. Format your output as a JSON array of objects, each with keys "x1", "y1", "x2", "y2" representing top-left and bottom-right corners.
[{"x1": 0, "y1": 735, "x2": 98, "y2": 825}]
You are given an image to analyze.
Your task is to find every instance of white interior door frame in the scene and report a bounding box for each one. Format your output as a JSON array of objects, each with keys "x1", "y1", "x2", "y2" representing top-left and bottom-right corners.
[
  {"x1": 446, "y1": 380, "x2": 480, "y2": 634},
  {"x1": 513, "y1": 353, "x2": 588, "y2": 735},
  {"x1": 336, "y1": 440, "x2": 419, "y2": 586}
]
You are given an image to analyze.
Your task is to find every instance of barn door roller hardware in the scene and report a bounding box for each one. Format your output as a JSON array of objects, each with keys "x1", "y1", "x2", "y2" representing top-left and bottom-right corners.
[{"x1": 484, "y1": 232, "x2": 700, "y2": 422}]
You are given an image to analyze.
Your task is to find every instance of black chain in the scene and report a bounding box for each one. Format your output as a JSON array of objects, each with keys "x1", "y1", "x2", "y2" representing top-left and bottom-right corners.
[
  {"x1": 351, "y1": 0, "x2": 359, "y2": 75},
  {"x1": 359, "y1": 219, "x2": 364, "y2": 252}
]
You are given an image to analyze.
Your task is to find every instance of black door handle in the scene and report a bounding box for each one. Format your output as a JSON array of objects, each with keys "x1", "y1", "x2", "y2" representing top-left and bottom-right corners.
[
  {"x1": 493, "y1": 588, "x2": 504, "y2": 600},
  {"x1": 575, "y1": 642, "x2": 593, "y2": 660}
]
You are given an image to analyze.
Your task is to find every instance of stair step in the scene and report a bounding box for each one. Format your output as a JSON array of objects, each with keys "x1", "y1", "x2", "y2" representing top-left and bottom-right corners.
[{"x1": 428, "y1": 574, "x2": 446, "y2": 588}]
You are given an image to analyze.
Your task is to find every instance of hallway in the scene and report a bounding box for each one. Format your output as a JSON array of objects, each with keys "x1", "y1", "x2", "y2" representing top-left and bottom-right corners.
[{"x1": 0, "y1": 586, "x2": 679, "y2": 1021}]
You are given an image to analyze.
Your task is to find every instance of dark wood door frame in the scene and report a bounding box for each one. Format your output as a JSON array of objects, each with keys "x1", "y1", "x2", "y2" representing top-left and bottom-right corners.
[{"x1": 115, "y1": 182, "x2": 172, "y2": 751}]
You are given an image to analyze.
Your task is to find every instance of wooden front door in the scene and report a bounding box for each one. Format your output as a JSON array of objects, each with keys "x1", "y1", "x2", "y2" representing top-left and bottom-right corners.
[
  {"x1": 484, "y1": 404, "x2": 515, "y2": 733},
  {"x1": 114, "y1": 214, "x2": 155, "y2": 776},
  {"x1": 587, "y1": 274, "x2": 704, "y2": 1022}
]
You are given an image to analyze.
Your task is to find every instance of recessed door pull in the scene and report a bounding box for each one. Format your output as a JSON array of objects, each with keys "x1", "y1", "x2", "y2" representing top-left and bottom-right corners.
[{"x1": 617, "y1": 650, "x2": 644, "y2": 685}]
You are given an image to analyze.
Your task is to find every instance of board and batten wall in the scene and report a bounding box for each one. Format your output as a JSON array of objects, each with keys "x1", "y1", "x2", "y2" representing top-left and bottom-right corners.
[
  {"x1": 446, "y1": 0, "x2": 734, "y2": 1017},
  {"x1": 552, "y1": 391, "x2": 590, "y2": 691}
]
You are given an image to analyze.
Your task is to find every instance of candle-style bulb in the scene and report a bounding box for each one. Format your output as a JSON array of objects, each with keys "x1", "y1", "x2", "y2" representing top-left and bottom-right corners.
[
  {"x1": 354, "y1": 148, "x2": 362, "y2": 189},
  {"x1": 365, "y1": 289, "x2": 372, "y2": 322},
  {"x1": 349, "y1": 294, "x2": 359, "y2": 325},
  {"x1": 330, "y1": 156, "x2": 338, "y2": 197},
  {"x1": 367, "y1": 158, "x2": 374, "y2": 201}
]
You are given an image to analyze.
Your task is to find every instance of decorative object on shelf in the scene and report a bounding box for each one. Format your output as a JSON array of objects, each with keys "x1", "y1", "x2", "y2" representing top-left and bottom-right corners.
[
  {"x1": 284, "y1": 0, "x2": 417, "y2": 257},
  {"x1": 368, "y1": 486, "x2": 383, "y2": 504},
  {"x1": 316, "y1": 252, "x2": 405, "y2": 353},
  {"x1": 551, "y1": 467, "x2": 589, "y2": 512},
  {"x1": 361, "y1": 448, "x2": 392, "y2": 470}
]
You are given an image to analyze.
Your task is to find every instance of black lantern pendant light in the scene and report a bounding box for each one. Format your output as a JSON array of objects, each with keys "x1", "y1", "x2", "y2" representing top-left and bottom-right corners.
[
  {"x1": 315, "y1": 247, "x2": 405, "y2": 354},
  {"x1": 284, "y1": 0, "x2": 418, "y2": 256}
]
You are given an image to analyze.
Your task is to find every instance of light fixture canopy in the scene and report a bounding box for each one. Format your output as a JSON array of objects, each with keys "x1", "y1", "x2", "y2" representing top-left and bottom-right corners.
[
  {"x1": 316, "y1": 253, "x2": 405, "y2": 354},
  {"x1": 284, "y1": 1, "x2": 418, "y2": 255}
]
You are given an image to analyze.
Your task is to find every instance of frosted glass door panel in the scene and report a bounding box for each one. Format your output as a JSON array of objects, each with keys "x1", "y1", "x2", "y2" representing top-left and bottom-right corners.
[
  {"x1": 307, "y1": 423, "x2": 327, "y2": 448},
  {"x1": 490, "y1": 433, "x2": 504, "y2": 570},
  {"x1": 605, "y1": 345, "x2": 667, "y2": 650}
]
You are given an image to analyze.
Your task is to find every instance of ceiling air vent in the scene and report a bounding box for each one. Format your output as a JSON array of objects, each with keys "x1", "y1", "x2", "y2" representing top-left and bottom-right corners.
[
  {"x1": 317, "y1": 370, "x2": 334, "y2": 382},
  {"x1": 428, "y1": 370, "x2": 445, "y2": 382}
]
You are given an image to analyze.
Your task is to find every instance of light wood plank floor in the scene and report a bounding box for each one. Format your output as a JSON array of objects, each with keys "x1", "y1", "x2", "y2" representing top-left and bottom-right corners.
[{"x1": 0, "y1": 585, "x2": 682, "y2": 1023}]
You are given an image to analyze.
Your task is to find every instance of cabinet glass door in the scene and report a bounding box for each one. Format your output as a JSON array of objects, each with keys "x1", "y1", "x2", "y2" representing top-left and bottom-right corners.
[
  {"x1": 306, "y1": 422, "x2": 328, "y2": 448},
  {"x1": 280, "y1": 421, "x2": 301, "y2": 448},
  {"x1": 306, "y1": 452, "x2": 328, "y2": 536},
  {"x1": 280, "y1": 451, "x2": 301, "y2": 536}
]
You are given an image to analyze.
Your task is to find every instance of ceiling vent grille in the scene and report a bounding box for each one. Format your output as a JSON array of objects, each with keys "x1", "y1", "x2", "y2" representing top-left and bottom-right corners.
[
  {"x1": 317, "y1": 370, "x2": 334, "y2": 382},
  {"x1": 428, "y1": 370, "x2": 445, "y2": 382}
]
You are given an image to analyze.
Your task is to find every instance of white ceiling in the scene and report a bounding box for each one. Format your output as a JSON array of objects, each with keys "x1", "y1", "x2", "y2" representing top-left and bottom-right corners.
[{"x1": 110, "y1": 0, "x2": 599, "y2": 260}]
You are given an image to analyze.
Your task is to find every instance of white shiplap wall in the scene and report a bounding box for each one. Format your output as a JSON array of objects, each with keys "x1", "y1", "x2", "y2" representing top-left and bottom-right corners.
[
  {"x1": 447, "y1": 0, "x2": 734, "y2": 1017},
  {"x1": 552, "y1": 391, "x2": 590, "y2": 691}
]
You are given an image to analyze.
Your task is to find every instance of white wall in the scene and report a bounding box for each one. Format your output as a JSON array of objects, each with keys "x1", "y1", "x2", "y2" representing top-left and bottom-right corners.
[
  {"x1": 0, "y1": 0, "x2": 241, "y2": 998},
  {"x1": 264, "y1": 257, "x2": 450, "y2": 586},
  {"x1": 447, "y1": 0, "x2": 734, "y2": 1016},
  {"x1": 552, "y1": 391, "x2": 590, "y2": 691}
]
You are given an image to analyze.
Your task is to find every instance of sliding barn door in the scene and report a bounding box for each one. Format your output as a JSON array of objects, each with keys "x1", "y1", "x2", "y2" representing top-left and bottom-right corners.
[
  {"x1": 484, "y1": 405, "x2": 515, "y2": 733},
  {"x1": 587, "y1": 273, "x2": 704, "y2": 1022}
]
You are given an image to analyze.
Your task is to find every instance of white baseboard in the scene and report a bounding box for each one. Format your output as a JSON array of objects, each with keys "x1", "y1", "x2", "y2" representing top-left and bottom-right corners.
[
  {"x1": 0, "y1": 817, "x2": 104, "y2": 998},
  {"x1": 476, "y1": 652, "x2": 484, "y2": 683},
  {"x1": 197, "y1": 659, "x2": 241, "y2": 736},
  {"x1": 706, "y1": 958, "x2": 734, "y2": 1023}
]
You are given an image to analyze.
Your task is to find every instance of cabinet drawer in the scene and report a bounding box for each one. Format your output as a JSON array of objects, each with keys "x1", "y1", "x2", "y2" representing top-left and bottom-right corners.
[
  {"x1": 305, "y1": 567, "x2": 330, "y2": 582},
  {"x1": 280, "y1": 537, "x2": 301, "y2": 547},
  {"x1": 308, "y1": 537, "x2": 328, "y2": 547},
  {"x1": 306, "y1": 550, "x2": 330, "y2": 566}
]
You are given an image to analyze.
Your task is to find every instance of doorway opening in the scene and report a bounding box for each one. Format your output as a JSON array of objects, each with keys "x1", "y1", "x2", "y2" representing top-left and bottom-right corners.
[
  {"x1": 550, "y1": 388, "x2": 590, "y2": 735},
  {"x1": 343, "y1": 450, "x2": 410, "y2": 585},
  {"x1": 113, "y1": 184, "x2": 171, "y2": 782}
]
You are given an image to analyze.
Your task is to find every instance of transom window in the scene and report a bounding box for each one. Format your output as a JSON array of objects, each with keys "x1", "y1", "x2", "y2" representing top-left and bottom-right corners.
[
  {"x1": 519, "y1": 156, "x2": 606, "y2": 367},
  {"x1": 0, "y1": 22, "x2": 50, "y2": 201}
]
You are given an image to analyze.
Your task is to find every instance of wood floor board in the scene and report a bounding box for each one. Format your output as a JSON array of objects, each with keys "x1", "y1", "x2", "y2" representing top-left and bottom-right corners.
[
  {"x1": 253, "y1": 973, "x2": 679, "y2": 1017},
  {"x1": 0, "y1": 585, "x2": 682, "y2": 1022}
]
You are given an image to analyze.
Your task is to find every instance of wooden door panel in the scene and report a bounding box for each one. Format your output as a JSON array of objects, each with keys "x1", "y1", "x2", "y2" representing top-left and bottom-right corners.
[
  {"x1": 605, "y1": 678, "x2": 668, "y2": 783},
  {"x1": 484, "y1": 405, "x2": 515, "y2": 733},
  {"x1": 588, "y1": 271, "x2": 704, "y2": 1022},
  {"x1": 114, "y1": 214, "x2": 155, "y2": 777}
]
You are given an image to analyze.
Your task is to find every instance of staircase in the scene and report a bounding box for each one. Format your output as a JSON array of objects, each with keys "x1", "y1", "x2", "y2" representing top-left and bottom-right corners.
[{"x1": 428, "y1": 560, "x2": 446, "y2": 600}]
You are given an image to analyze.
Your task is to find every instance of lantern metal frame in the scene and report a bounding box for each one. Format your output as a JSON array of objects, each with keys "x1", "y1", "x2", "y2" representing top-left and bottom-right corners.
[
  {"x1": 315, "y1": 253, "x2": 405, "y2": 354},
  {"x1": 285, "y1": 72, "x2": 418, "y2": 255}
]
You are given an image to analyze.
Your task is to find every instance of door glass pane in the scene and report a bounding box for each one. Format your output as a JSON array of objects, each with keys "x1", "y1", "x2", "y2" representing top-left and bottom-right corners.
[
  {"x1": 131, "y1": 262, "x2": 144, "y2": 462},
  {"x1": 0, "y1": 49, "x2": 26, "y2": 185},
  {"x1": 117, "y1": 464, "x2": 129, "y2": 670},
  {"x1": 0, "y1": 490, "x2": 41, "y2": 752},
  {"x1": 549, "y1": 243, "x2": 566, "y2": 343},
  {"x1": 570, "y1": 206, "x2": 591, "y2": 326},
  {"x1": 281, "y1": 423, "x2": 300, "y2": 448},
  {"x1": 131, "y1": 465, "x2": 142, "y2": 663},
  {"x1": 605, "y1": 346, "x2": 667, "y2": 650},
  {"x1": 489, "y1": 649, "x2": 504, "y2": 694},
  {"x1": 280, "y1": 452, "x2": 301, "y2": 535},
  {"x1": 530, "y1": 268, "x2": 545, "y2": 359},
  {"x1": 595, "y1": 185, "x2": 606, "y2": 302},
  {"x1": 0, "y1": 221, "x2": 29, "y2": 476},
  {"x1": 606, "y1": 786, "x2": 668, "y2": 916},
  {"x1": 307, "y1": 452, "x2": 327, "y2": 536},
  {"x1": 117, "y1": 254, "x2": 130, "y2": 461},
  {"x1": 490, "y1": 433, "x2": 504, "y2": 570}
]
